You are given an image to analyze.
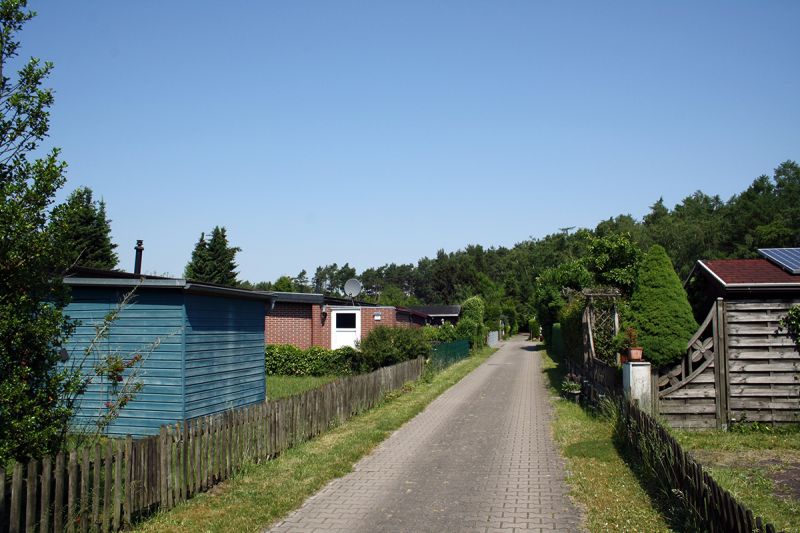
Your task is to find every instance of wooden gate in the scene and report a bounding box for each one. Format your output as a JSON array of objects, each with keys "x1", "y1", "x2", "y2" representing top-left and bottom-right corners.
[{"x1": 655, "y1": 298, "x2": 800, "y2": 429}]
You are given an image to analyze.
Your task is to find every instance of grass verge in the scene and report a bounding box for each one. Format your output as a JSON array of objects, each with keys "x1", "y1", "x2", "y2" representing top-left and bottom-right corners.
[
  {"x1": 674, "y1": 427, "x2": 800, "y2": 532},
  {"x1": 539, "y1": 347, "x2": 675, "y2": 532},
  {"x1": 266, "y1": 374, "x2": 338, "y2": 400},
  {"x1": 133, "y1": 346, "x2": 497, "y2": 533}
]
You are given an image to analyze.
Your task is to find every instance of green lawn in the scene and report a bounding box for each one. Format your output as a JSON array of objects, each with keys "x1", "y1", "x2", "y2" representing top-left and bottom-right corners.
[
  {"x1": 133, "y1": 346, "x2": 496, "y2": 533},
  {"x1": 266, "y1": 374, "x2": 338, "y2": 400},
  {"x1": 674, "y1": 427, "x2": 800, "y2": 532},
  {"x1": 540, "y1": 348, "x2": 677, "y2": 532}
]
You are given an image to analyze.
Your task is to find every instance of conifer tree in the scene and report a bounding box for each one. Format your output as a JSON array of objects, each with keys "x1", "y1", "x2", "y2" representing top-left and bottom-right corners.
[
  {"x1": 627, "y1": 245, "x2": 698, "y2": 367},
  {"x1": 185, "y1": 226, "x2": 240, "y2": 286},
  {"x1": 184, "y1": 232, "x2": 210, "y2": 280},
  {"x1": 49, "y1": 186, "x2": 118, "y2": 270}
]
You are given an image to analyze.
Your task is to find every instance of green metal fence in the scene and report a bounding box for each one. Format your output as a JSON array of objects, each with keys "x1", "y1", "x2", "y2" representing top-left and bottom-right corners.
[{"x1": 429, "y1": 339, "x2": 471, "y2": 371}]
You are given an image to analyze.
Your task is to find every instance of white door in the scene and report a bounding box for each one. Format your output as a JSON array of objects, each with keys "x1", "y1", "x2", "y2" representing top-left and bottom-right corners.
[{"x1": 331, "y1": 308, "x2": 361, "y2": 349}]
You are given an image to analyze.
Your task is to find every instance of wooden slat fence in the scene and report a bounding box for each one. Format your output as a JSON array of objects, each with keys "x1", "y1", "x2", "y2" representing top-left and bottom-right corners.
[
  {"x1": 655, "y1": 297, "x2": 799, "y2": 429},
  {"x1": 725, "y1": 300, "x2": 800, "y2": 425},
  {"x1": 0, "y1": 357, "x2": 423, "y2": 533},
  {"x1": 618, "y1": 398, "x2": 781, "y2": 533}
]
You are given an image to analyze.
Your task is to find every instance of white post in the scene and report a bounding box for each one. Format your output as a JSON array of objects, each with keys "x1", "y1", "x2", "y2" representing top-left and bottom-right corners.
[{"x1": 623, "y1": 362, "x2": 652, "y2": 413}]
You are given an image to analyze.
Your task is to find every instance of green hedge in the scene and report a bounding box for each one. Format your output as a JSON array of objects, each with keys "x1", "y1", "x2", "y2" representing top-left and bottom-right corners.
[
  {"x1": 558, "y1": 297, "x2": 584, "y2": 364},
  {"x1": 551, "y1": 323, "x2": 565, "y2": 359},
  {"x1": 265, "y1": 344, "x2": 360, "y2": 376},
  {"x1": 266, "y1": 326, "x2": 434, "y2": 377},
  {"x1": 359, "y1": 326, "x2": 431, "y2": 369}
]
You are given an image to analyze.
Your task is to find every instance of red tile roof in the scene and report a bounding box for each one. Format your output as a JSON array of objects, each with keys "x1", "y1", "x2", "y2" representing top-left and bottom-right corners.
[{"x1": 699, "y1": 258, "x2": 800, "y2": 286}]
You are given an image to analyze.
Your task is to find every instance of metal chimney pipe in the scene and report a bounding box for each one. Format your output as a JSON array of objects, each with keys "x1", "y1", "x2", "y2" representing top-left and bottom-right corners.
[{"x1": 134, "y1": 240, "x2": 144, "y2": 275}]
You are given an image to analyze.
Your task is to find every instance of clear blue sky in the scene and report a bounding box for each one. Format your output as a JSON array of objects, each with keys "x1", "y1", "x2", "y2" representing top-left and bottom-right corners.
[{"x1": 22, "y1": 1, "x2": 800, "y2": 281}]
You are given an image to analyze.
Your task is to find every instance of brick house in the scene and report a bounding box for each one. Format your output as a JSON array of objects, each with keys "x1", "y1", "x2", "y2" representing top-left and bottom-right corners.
[{"x1": 264, "y1": 292, "x2": 429, "y2": 350}]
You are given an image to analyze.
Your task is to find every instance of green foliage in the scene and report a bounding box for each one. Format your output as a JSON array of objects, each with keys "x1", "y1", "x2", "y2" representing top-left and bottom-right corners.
[
  {"x1": 265, "y1": 344, "x2": 356, "y2": 376},
  {"x1": 312, "y1": 262, "x2": 356, "y2": 296},
  {"x1": 358, "y1": 326, "x2": 431, "y2": 369},
  {"x1": 779, "y1": 304, "x2": 800, "y2": 346},
  {"x1": 422, "y1": 323, "x2": 458, "y2": 343},
  {"x1": 49, "y1": 186, "x2": 118, "y2": 270},
  {"x1": 626, "y1": 245, "x2": 698, "y2": 366},
  {"x1": 0, "y1": 1, "x2": 82, "y2": 465},
  {"x1": 550, "y1": 323, "x2": 564, "y2": 359},
  {"x1": 534, "y1": 260, "x2": 592, "y2": 348},
  {"x1": 272, "y1": 275, "x2": 295, "y2": 292},
  {"x1": 527, "y1": 317, "x2": 540, "y2": 339},
  {"x1": 185, "y1": 226, "x2": 240, "y2": 286},
  {"x1": 184, "y1": 232, "x2": 210, "y2": 280},
  {"x1": 585, "y1": 233, "x2": 641, "y2": 295},
  {"x1": 461, "y1": 295, "x2": 485, "y2": 323},
  {"x1": 558, "y1": 296, "x2": 585, "y2": 364}
]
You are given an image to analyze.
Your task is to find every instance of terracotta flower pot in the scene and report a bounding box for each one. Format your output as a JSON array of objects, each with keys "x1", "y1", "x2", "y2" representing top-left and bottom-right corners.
[{"x1": 628, "y1": 347, "x2": 643, "y2": 361}]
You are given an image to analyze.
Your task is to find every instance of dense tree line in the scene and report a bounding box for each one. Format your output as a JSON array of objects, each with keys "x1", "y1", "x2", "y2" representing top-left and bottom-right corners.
[{"x1": 252, "y1": 160, "x2": 799, "y2": 333}]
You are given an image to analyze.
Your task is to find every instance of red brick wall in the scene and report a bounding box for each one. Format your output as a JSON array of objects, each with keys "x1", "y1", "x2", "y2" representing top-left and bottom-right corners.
[
  {"x1": 267, "y1": 304, "x2": 425, "y2": 350},
  {"x1": 265, "y1": 302, "x2": 314, "y2": 349}
]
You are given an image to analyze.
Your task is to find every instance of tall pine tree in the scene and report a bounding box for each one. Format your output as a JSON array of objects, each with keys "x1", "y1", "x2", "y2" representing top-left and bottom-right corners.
[
  {"x1": 49, "y1": 186, "x2": 118, "y2": 270},
  {"x1": 184, "y1": 232, "x2": 210, "y2": 280},
  {"x1": 185, "y1": 226, "x2": 240, "y2": 286}
]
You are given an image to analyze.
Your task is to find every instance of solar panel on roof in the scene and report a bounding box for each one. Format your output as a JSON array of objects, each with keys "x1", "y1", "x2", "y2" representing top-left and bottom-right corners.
[{"x1": 758, "y1": 248, "x2": 800, "y2": 275}]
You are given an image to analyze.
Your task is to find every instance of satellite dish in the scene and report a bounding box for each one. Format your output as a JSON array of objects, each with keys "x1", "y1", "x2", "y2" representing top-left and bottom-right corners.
[{"x1": 343, "y1": 278, "x2": 362, "y2": 298}]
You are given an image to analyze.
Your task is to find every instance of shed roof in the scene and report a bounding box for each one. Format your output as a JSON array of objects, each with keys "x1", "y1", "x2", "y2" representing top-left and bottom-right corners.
[
  {"x1": 696, "y1": 258, "x2": 800, "y2": 291},
  {"x1": 64, "y1": 267, "x2": 273, "y2": 301},
  {"x1": 409, "y1": 305, "x2": 461, "y2": 317}
]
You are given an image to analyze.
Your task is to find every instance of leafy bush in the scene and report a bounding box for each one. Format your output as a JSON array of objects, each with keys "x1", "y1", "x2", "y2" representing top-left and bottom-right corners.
[
  {"x1": 266, "y1": 344, "x2": 354, "y2": 376},
  {"x1": 528, "y1": 317, "x2": 541, "y2": 339},
  {"x1": 626, "y1": 245, "x2": 698, "y2": 367},
  {"x1": 422, "y1": 323, "x2": 458, "y2": 344},
  {"x1": 359, "y1": 326, "x2": 431, "y2": 369},
  {"x1": 461, "y1": 296, "x2": 485, "y2": 323},
  {"x1": 551, "y1": 323, "x2": 565, "y2": 359},
  {"x1": 558, "y1": 296, "x2": 585, "y2": 364}
]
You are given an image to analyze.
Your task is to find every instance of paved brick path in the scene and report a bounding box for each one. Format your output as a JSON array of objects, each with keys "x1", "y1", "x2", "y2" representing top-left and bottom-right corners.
[{"x1": 268, "y1": 337, "x2": 583, "y2": 532}]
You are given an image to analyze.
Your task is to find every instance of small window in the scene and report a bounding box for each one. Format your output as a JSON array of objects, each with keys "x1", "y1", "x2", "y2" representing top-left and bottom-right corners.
[{"x1": 336, "y1": 312, "x2": 357, "y2": 329}]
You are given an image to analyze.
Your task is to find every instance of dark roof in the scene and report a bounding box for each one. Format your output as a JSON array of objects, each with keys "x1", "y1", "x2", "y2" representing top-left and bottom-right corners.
[
  {"x1": 395, "y1": 307, "x2": 430, "y2": 319},
  {"x1": 64, "y1": 267, "x2": 273, "y2": 301},
  {"x1": 696, "y1": 258, "x2": 800, "y2": 290},
  {"x1": 409, "y1": 305, "x2": 461, "y2": 316}
]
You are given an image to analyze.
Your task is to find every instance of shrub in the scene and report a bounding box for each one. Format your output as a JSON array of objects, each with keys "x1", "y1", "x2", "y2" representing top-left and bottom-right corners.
[
  {"x1": 265, "y1": 344, "x2": 354, "y2": 376},
  {"x1": 528, "y1": 317, "x2": 541, "y2": 339},
  {"x1": 359, "y1": 326, "x2": 431, "y2": 369},
  {"x1": 455, "y1": 317, "x2": 485, "y2": 348},
  {"x1": 422, "y1": 323, "x2": 458, "y2": 344},
  {"x1": 461, "y1": 296, "x2": 485, "y2": 323},
  {"x1": 627, "y1": 245, "x2": 698, "y2": 367},
  {"x1": 558, "y1": 296, "x2": 585, "y2": 364},
  {"x1": 551, "y1": 323, "x2": 565, "y2": 359}
]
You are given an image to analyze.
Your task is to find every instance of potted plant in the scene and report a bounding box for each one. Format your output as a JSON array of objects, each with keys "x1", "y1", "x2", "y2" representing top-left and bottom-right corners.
[
  {"x1": 560, "y1": 373, "x2": 582, "y2": 403},
  {"x1": 624, "y1": 326, "x2": 643, "y2": 361},
  {"x1": 615, "y1": 326, "x2": 644, "y2": 363}
]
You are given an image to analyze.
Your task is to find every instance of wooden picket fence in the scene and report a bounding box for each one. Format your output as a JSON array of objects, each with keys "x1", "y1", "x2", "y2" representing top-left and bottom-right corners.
[
  {"x1": 619, "y1": 398, "x2": 781, "y2": 533},
  {"x1": 1, "y1": 357, "x2": 424, "y2": 533}
]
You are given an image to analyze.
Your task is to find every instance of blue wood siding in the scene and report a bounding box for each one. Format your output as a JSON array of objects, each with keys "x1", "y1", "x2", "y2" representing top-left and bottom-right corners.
[
  {"x1": 63, "y1": 288, "x2": 186, "y2": 436},
  {"x1": 184, "y1": 294, "x2": 265, "y2": 419}
]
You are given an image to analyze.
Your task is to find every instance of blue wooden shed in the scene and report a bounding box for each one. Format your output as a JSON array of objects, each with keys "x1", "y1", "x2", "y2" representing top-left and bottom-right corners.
[{"x1": 62, "y1": 268, "x2": 268, "y2": 437}]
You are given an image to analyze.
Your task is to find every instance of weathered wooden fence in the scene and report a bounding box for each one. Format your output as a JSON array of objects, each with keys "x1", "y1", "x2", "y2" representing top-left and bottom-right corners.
[
  {"x1": 619, "y1": 399, "x2": 781, "y2": 533},
  {"x1": 655, "y1": 298, "x2": 800, "y2": 429},
  {"x1": 0, "y1": 357, "x2": 424, "y2": 533}
]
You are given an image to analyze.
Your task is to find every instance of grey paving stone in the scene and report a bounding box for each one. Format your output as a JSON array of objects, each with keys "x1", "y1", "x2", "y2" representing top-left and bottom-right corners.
[{"x1": 267, "y1": 337, "x2": 584, "y2": 532}]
